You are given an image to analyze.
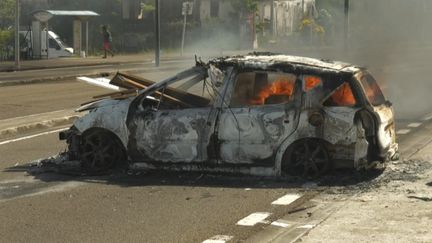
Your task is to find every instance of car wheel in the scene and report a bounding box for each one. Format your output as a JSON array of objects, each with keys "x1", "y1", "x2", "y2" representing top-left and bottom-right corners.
[
  {"x1": 80, "y1": 131, "x2": 123, "y2": 174},
  {"x1": 285, "y1": 139, "x2": 330, "y2": 178}
]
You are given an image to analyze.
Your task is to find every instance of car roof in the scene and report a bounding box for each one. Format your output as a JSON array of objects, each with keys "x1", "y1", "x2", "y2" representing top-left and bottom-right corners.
[{"x1": 210, "y1": 53, "x2": 361, "y2": 73}]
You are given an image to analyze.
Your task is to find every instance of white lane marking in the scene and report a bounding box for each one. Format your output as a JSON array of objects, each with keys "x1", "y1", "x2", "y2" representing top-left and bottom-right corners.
[
  {"x1": 408, "y1": 123, "x2": 422, "y2": 128},
  {"x1": 396, "y1": 129, "x2": 411, "y2": 135},
  {"x1": 271, "y1": 194, "x2": 301, "y2": 205},
  {"x1": 422, "y1": 113, "x2": 432, "y2": 121},
  {"x1": 297, "y1": 224, "x2": 316, "y2": 229},
  {"x1": 245, "y1": 188, "x2": 252, "y2": 191},
  {"x1": 236, "y1": 212, "x2": 271, "y2": 226},
  {"x1": 202, "y1": 235, "x2": 233, "y2": 243},
  {"x1": 0, "y1": 127, "x2": 68, "y2": 146},
  {"x1": 271, "y1": 220, "x2": 291, "y2": 228}
]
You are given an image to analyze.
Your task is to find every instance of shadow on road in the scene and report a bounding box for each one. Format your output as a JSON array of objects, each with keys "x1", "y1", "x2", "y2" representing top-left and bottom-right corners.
[{"x1": 4, "y1": 163, "x2": 384, "y2": 190}]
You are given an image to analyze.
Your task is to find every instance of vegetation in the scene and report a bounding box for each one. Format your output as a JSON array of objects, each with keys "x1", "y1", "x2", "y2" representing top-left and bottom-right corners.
[{"x1": 0, "y1": 0, "x2": 15, "y2": 28}]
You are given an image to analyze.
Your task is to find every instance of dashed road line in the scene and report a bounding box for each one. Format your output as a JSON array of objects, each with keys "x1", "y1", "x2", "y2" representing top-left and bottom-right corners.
[
  {"x1": 0, "y1": 127, "x2": 68, "y2": 146},
  {"x1": 271, "y1": 194, "x2": 301, "y2": 205},
  {"x1": 202, "y1": 235, "x2": 233, "y2": 243},
  {"x1": 270, "y1": 220, "x2": 291, "y2": 228},
  {"x1": 408, "y1": 123, "x2": 422, "y2": 128},
  {"x1": 422, "y1": 113, "x2": 432, "y2": 121},
  {"x1": 297, "y1": 224, "x2": 316, "y2": 229},
  {"x1": 236, "y1": 212, "x2": 271, "y2": 226},
  {"x1": 396, "y1": 129, "x2": 411, "y2": 135}
]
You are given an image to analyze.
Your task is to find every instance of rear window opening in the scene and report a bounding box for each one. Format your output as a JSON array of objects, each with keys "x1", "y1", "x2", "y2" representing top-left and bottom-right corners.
[{"x1": 359, "y1": 73, "x2": 386, "y2": 106}]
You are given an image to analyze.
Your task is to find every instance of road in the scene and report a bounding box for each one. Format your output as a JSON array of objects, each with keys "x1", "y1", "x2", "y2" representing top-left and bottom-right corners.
[{"x1": 1, "y1": 56, "x2": 432, "y2": 242}]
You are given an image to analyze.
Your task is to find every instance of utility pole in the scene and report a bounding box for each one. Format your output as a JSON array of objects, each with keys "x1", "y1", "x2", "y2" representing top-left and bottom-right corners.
[
  {"x1": 181, "y1": 2, "x2": 193, "y2": 56},
  {"x1": 344, "y1": 0, "x2": 350, "y2": 51},
  {"x1": 14, "y1": 0, "x2": 20, "y2": 70},
  {"x1": 155, "y1": 0, "x2": 160, "y2": 67},
  {"x1": 270, "y1": 0, "x2": 274, "y2": 36}
]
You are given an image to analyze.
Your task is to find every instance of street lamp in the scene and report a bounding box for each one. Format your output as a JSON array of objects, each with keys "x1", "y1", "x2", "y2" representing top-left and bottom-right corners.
[{"x1": 15, "y1": 0, "x2": 20, "y2": 70}]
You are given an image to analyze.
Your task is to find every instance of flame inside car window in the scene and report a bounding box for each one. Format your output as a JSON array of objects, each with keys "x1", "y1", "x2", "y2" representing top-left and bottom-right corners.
[
  {"x1": 304, "y1": 76, "x2": 322, "y2": 91},
  {"x1": 231, "y1": 72, "x2": 296, "y2": 107},
  {"x1": 251, "y1": 78, "x2": 295, "y2": 105},
  {"x1": 324, "y1": 82, "x2": 357, "y2": 106}
]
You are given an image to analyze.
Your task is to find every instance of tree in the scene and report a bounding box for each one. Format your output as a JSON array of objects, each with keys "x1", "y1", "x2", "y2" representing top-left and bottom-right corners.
[{"x1": 0, "y1": 0, "x2": 15, "y2": 28}]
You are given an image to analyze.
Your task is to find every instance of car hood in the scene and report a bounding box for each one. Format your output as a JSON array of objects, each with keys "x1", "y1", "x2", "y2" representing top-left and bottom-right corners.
[{"x1": 76, "y1": 98, "x2": 132, "y2": 112}]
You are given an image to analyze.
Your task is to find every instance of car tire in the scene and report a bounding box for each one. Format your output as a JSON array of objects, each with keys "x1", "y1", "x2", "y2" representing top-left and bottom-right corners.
[
  {"x1": 80, "y1": 130, "x2": 124, "y2": 175},
  {"x1": 283, "y1": 139, "x2": 331, "y2": 178}
]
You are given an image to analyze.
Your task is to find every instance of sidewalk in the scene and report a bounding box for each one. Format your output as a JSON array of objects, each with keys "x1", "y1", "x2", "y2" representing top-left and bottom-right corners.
[
  {"x1": 0, "y1": 49, "x2": 250, "y2": 73},
  {"x1": 0, "y1": 53, "x2": 187, "y2": 72}
]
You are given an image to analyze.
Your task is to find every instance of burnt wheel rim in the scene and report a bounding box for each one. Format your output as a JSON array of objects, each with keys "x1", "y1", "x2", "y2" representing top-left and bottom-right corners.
[
  {"x1": 80, "y1": 132, "x2": 119, "y2": 173},
  {"x1": 288, "y1": 140, "x2": 329, "y2": 178}
]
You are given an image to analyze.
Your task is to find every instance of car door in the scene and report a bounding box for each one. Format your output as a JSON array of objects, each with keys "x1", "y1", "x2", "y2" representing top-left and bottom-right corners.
[
  {"x1": 126, "y1": 66, "x2": 228, "y2": 163},
  {"x1": 216, "y1": 70, "x2": 302, "y2": 165}
]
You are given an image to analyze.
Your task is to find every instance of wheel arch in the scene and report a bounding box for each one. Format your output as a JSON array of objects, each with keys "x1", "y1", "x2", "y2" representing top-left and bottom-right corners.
[
  {"x1": 274, "y1": 134, "x2": 333, "y2": 176},
  {"x1": 80, "y1": 127, "x2": 128, "y2": 160}
]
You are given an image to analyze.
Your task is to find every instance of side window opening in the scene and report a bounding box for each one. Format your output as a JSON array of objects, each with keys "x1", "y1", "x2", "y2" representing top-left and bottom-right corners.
[
  {"x1": 230, "y1": 71, "x2": 296, "y2": 107},
  {"x1": 304, "y1": 75, "x2": 322, "y2": 91},
  {"x1": 323, "y1": 82, "x2": 357, "y2": 107}
]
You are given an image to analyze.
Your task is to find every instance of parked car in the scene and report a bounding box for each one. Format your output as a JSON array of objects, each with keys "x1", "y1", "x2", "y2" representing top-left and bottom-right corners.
[{"x1": 59, "y1": 53, "x2": 398, "y2": 178}]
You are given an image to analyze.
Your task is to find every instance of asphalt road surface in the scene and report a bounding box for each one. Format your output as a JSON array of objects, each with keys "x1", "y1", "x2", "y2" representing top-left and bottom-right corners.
[{"x1": 1, "y1": 55, "x2": 432, "y2": 242}]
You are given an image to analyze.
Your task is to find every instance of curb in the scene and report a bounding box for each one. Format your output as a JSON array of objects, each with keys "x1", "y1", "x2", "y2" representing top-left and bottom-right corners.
[{"x1": 0, "y1": 115, "x2": 79, "y2": 140}]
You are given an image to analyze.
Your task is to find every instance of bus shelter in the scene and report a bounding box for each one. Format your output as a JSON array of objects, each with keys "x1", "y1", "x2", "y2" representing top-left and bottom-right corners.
[{"x1": 31, "y1": 10, "x2": 99, "y2": 58}]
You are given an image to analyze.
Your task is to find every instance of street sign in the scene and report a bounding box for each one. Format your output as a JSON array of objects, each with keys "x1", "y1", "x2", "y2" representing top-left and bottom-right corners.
[{"x1": 182, "y1": 2, "x2": 193, "y2": 16}]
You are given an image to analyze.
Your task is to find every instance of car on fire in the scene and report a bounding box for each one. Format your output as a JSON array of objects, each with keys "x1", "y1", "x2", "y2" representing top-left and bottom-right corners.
[{"x1": 59, "y1": 53, "x2": 398, "y2": 178}]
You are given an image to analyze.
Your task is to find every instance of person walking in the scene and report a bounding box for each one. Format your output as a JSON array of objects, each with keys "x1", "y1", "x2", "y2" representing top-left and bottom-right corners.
[{"x1": 101, "y1": 25, "x2": 114, "y2": 58}]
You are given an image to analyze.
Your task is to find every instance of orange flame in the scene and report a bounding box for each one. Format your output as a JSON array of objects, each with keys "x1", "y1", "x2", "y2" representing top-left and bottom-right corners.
[
  {"x1": 305, "y1": 76, "x2": 321, "y2": 91},
  {"x1": 330, "y1": 83, "x2": 356, "y2": 106},
  {"x1": 251, "y1": 79, "x2": 295, "y2": 105}
]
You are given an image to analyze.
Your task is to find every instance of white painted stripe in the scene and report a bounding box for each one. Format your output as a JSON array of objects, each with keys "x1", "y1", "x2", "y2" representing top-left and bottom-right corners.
[
  {"x1": 422, "y1": 113, "x2": 432, "y2": 121},
  {"x1": 0, "y1": 127, "x2": 68, "y2": 146},
  {"x1": 271, "y1": 220, "x2": 291, "y2": 228},
  {"x1": 77, "y1": 76, "x2": 120, "y2": 91},
  {"x1": 236, "y1": 212, "x2": 271, "y2": 226},
  {"x1": 408, "y1": 123, "x2": 422, "y2": 128},
  {"x1": 297, "y1": 224, "x2": 316, "y2": 229},
  {"x1": 396, "y1": 129, "x2": 411, "y2": 135},
  {"x1": 202, "y1": 235, "x2": 233, "y2": 243},
  {"x1": 271, "y1": 194, "x2": 301, "y2": 205}
]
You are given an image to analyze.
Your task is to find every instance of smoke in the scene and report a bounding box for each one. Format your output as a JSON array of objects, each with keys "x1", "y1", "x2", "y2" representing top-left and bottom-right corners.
[{"x1": 265, "y1": 0, "x2": 432, "y2": 120}]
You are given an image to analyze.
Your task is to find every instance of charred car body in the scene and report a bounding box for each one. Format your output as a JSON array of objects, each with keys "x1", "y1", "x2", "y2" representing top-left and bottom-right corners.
[{"x1": 60, "y1": 53, "x2": 398, "y2": 177}]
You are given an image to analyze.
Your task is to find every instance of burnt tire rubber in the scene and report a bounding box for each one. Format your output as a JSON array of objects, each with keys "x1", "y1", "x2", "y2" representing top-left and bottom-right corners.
[
  {"x1": 285, "y1": 139, "x2": 330, "y2": 179},
  {"x1": 80, "y1": 131, "x2": 123, "y2": 175}
]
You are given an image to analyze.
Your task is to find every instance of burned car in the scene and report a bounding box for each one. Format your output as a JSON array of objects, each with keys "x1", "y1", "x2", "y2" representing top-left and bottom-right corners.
[{"x1": 59, "y1": 53, "x2": 398, "y2": 177}]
